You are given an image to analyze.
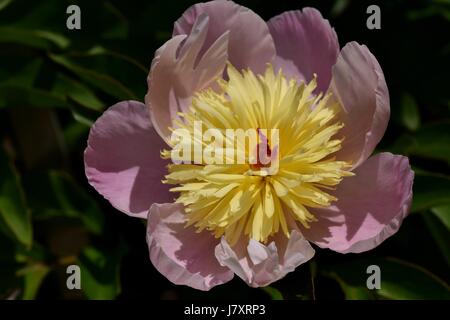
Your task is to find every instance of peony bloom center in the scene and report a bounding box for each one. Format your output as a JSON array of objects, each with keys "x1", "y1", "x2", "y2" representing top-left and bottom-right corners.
[{"x1": 163, "y1": 64, "x2": 353, "y2": 245}]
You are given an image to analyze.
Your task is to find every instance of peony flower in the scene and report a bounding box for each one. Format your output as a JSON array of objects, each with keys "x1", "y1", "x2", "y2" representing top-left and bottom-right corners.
[{"x1": 85, "y1": 0, "x2": 414, "y2": 291}]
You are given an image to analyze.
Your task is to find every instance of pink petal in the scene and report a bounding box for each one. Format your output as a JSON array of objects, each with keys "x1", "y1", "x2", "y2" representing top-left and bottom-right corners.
[
  {"x1": 173, "y1": 0, "x2": 275, "y2": 74},
  {"x1": 267, "y1": 8, "x2": 339, "y2": 93},
  {"x1": 146, "y1": 13, "x2": 229, "y2": 142},
  {"x1": 215, "y1": 230, "x2": 315, "y2": 287},
  {"x1": 147, "y1": 203, "x2": 234, "y2": 291},
  {"x1": 301, "y1": 153, "x2": 414, "y2": 254},
  {"x1": 330, "y1": 42, "x2": 390, "y2": 168},
  {"x1": 84, "y1": 101, "x2": 172, "y2": 218}
]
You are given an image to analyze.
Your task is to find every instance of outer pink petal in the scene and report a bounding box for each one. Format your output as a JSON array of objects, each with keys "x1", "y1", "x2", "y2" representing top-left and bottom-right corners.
[
  {"x1": 147, "y1": 203, "x2": 234, "y2": 291},
  {"x1": 84, "y1": 101, "x2": 172, "y2": 218},
  {"x1": 173, "y1": 0, "x2": 275, "y2": 74},
  {"x1": 215, "y1": 230, "x2": 315, "y2": 287},
  {"x1": 330, "y1": 42, "x2": 390, "y2": 168},
  {"x1": 146, "y1": 13, "x2": 229, "y2": 142},
  {"x1": 267, "y1": 8, "x2": 339, "y2": 93},
  {"x1": 301, "y1": 153, "x2": 414, "y2": 254}
]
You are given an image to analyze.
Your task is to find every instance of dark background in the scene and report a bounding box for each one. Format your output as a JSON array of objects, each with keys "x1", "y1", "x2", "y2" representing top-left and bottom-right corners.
[{"x1": 0, "y1": 0, "x2": 449, "y2": 300}]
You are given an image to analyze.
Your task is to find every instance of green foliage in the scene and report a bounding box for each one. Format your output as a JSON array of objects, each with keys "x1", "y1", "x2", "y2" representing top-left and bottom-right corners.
[
  {"x1": 0, "y1": 27, "x2": 69, "y2": 50},
  {"x1": 48, "y1": 54, "x2": 137, "y2": 101},
  {"x1": 0, "y1": 0, "x2": 449, "y2": 300},
  {"x1": 412, "y1": 172, "x2": 450, "y2": 212},
  {"x1": 24, "y1": 171, "x2": 105, "y2": 235},
  {"x1": 0, "y1": 85, "x2": 66, "y2": 109},
  {"x1": 400, "y1": 93, "x2": 421, "y2": 131},
  {"x1": 262, "y1": 286, "x2": 284, "y2": 300},
  {"x1": 432, "y1": 205, "x2": 450, "y2": 230},
  {"x1": 20, "y1": 264, "x2": 50, "y2": 300},
  {"x1": 425, "y1": 210, "x2": 450, "y2": 267},
  {"x1": 323, "y1": 258, "x2": 450, "y2": 300},
  {"x1": 391, "y1": 122, "x2": 450, "y2": 165},
  {"x1": 79, "y1": 245, "x2": 125, "y2": 300},
  {"x1": 0, "y1": 148, "x2": 32, "y2": 247},
  {"x1": 376, "y1": 258, "x2": 450, "y2": 299}
]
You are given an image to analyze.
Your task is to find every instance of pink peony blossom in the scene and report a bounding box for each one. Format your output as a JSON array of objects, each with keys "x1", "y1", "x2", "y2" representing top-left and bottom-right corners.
[{"x1": 85, "y1": 0, "x2": 414, "y2": 291}]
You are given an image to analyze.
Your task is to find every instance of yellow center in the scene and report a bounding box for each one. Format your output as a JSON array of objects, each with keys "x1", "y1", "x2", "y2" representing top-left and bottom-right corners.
[{"x1": 162, "y1": 64, "x2": 353, "y2": 245}]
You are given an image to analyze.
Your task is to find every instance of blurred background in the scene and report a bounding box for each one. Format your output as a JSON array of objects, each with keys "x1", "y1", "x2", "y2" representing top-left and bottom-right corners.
[{"x1": 0, "y1": 0, "x2": 449, "y2": 300}]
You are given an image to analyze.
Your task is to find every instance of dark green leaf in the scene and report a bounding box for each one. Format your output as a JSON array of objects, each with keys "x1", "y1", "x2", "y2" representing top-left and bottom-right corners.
[
  {"x1": 0, "y1": 0, "x2": 13, "y2": 11},
  {"x1": 431, "y1": 205, "x2": 450, "y2": 230},
  {"x1": 331, "y1": 0, "x2": 350, "y2": 17},
  {"x1": 322, "y1": 266, "x2": 375, "y2": 300},
  {"x1": 324, "y1": 258, "x2": 450, "y2": 300},
  {"x1": 1, "y1": 59, "x2": 42, "y2": 86},
  {"x1": 0, "y1": 84, "x2": 66, "y2": 109},
  {"x1": 100, "y1": 2, "x2": 129, "y2": 40},
  {"x1": 52, "y1": 74, "x2": 104, "y2": 111},
  {"x1": 261, "y1": 286, "x2": 284, "y2": 300},
  {"x1": 78, "y1": 245, "x2": 124, "y2": 300},
  {"x1": 70, "y1": 106, "x2": 95, "y2": 126},
  {"x1": 400, "y1": 93, "x2": 420, "y2": 131},
  {"x1": 424, "y1": 213, "x2": 450, "y2": 267},
  {"x1": 390, "y1": 122, "x2": 450, "y2": 164},
  {"x1": 19, "y1": 264, "x2": 50, "y2": 300},
  {"x1": 48, "y1": 54, "x2": 136, "y2": 100},
  {"x1": 0, "y1": 232, "x2": 21, "y2": 297},
  {"x1": 0, "y1": 148, "x2": 32, "y2": 247},
  {"x1": 63, "y1": 122, "x2": 90, "y2": 150},
  {"x1": 333, "y1": 280, "x2": 374, "y2": 300},
  {"x1": 412, "y1": 172, "x2": 450, "y2": 212},
  {"x1": 407, "y1": 5, "x2": 450, "y2": 20},
  {"x1": 24, "y1": 171, "x2": 104, "y2": 235},
  {"x1": 377, "y1": 258, "x2": 450, "y2": 299},
  {"x1": 0, "y1": 27, "x2": 69, "y2": 49},
  {"x1": 85, "y1": 46, "x2": 147, "y2": 74}
]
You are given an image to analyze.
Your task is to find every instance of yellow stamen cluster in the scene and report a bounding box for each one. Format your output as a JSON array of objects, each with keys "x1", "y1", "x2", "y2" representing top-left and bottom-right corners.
[{"x1": 163, "y1": 64, "x2": 353, "y2": 245}]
